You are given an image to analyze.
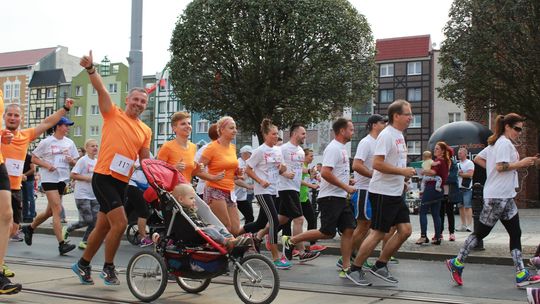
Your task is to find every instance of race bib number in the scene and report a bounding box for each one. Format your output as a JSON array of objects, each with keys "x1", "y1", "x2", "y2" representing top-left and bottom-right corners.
[
  {"x1": 54, "y1": 155, "x2": 69, "y2": 168},
  {"x1": 110, "y1": 154, "x2": 135, "y2": 177},
  {"x1": 5, "y1": 158, "x2": 24, "y2": 177}
]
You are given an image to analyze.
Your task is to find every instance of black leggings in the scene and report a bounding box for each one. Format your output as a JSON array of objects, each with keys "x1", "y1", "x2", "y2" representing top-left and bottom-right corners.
[
  {"x1": 237, "y1": 200, "x2": 254, "y2": 224},
  {"x1": 475, "y1": 213, "x2": 522, "y2": 251},
  {"x1": 243, "y1": 194, "x2": 279, "y2": 244},
  {"x1": 301, "y1": 200, "x2": 317, "y2": 245},
  {"x1": 440, "y1": 196, "x2": 455, "y2": 234}
]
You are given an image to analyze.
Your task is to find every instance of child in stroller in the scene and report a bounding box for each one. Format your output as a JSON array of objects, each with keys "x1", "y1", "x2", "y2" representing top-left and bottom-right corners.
[{"x1": 171, "y1": 184, "x2": 252, "y2": 251}]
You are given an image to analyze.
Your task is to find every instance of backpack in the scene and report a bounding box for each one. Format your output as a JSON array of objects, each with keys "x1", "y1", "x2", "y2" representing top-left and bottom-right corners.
[{"x1": 446, "y1": 159, "x2": 459, "y2": 186}]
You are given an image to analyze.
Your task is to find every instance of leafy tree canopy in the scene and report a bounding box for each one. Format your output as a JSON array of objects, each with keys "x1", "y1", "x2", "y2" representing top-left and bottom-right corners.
[
  {"x1": 439, "y1": 0, "x2": 540, "y2": 124},
  {"x1": 169, "y1": 0, "x2": 375, "y2": 140}
]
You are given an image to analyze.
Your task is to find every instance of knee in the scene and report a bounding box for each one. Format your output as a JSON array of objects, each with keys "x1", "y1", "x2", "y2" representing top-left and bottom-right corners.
[
  {"x1": 0, "y1": 208, "x2": 12, "y2": 223},
  {"x1": 293, "y1": 217, "x2": 304, "y2": 226},
  {"x1": 399, "y1": 226, "x2": 413, "y2": 239}
]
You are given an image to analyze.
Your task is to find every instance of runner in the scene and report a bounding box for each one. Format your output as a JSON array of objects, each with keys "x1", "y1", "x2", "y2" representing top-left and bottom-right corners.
[
  {"x1": 0, "y1": 90, "x2": 21, "y2": 295},
  {"x1": 63, "y1": 139, "x2": 99, "y2": 250},
  {"x1": 234, "y1": 145, "x2": 255, "y2": 224},
  {"x1": 283, "y1": 118, "x2": 356, "y2": 275},
  {"x1": 456, "y1": 147, "x2": 474, "y2": 232},
  {"x1": 446, "y1": 113, "x2": 540, "y2": 288},
  {"x1": 345, "y1": 100, "x2": 415, "y2": 286},
  {"x1": 22, "y1": 115, "x2": 79, "y2": 255},
  {"x1": 72, "y1": 51, "x2": 152, "y2": 286}
]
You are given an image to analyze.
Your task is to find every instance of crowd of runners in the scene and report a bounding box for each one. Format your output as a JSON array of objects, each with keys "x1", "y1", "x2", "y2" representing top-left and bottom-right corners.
[{"x1": 0, "y1": 50, "x2": 539, "y2": 301}]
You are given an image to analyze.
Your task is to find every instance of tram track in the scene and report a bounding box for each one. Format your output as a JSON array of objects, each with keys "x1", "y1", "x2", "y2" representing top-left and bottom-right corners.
[{"x1": 9, "y1": 259, "x2": 481, "y2": 304}]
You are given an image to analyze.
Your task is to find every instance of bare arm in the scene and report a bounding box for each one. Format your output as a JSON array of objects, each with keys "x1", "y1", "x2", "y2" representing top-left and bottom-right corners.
[
  {"x1": 70, "y1": 172, "x2": 92, "y2": 182},
  {"x1": 320, "y1": 166, "x2": 354, "y2": 193},
  {"x1": 31, "y1": 154, "x2": 54, "y2": 171},
  {"x1": 473, "y1": 155, "x2": 486, "y2": 169},
  {"x1": 34, "y1": 99, "x2": 74, "y2": 136},
  {"x1": 234, "y1": 179, "x2": 253, "y2": 189},
  {"x1": 138, "y1": 147, "x2": 150, "y2": 161},
  {"x1": 459, "y1": 169, "x2": 474, "y2": 179},
  {"x1": 352, "y1": 159, "x2": 372, "y2": 178},
  {"x1": 245, "y1": 166, "x2": 269, "y2": 188},
  {"x1": 80, "y1": 50, "x2": 113, "y2": 114},
  {"x1": 496, "y1": 157, "x2": 537, "y2": 172},
  {"x1": 372, "y1": 155, "x2": 415, "y2": 178}
]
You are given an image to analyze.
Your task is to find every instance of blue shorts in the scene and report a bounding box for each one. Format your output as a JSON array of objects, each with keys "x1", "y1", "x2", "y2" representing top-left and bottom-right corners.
[{"x1": 351, "y1": 189, "x2": 371, "y2": 221}]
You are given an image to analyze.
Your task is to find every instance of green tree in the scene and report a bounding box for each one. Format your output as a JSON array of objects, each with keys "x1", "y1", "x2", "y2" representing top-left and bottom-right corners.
[
  {"x1": 169, "y1": 0, "x2": 375, "y2": 141},
  {"x1": 439, "y1": 0, "x2": 540, "y2": 124}
]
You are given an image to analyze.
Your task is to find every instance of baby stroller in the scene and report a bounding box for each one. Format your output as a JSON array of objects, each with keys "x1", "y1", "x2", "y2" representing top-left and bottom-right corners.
[{"x1": 126, "y1": 159, "x2": 280, "y2": 304}]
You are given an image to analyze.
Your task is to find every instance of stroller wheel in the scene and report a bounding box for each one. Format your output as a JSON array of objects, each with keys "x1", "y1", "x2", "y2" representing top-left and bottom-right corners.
[
  {"x1": 126, "y1": 250, "x2": 168, "y2": 302},
  {"x1": 176, "y1": 277, "x2": 211, "y2": 293},
  {"x1": 126, "y1": 224, "x2": 140, "y2": 245},
  {"x1": 233, "y1": 254, "x2": 280, "y2": 304}
]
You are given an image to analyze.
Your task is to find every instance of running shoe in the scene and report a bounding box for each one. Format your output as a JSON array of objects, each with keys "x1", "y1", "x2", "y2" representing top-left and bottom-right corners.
[
  {"x1": 517, "y1": 269, "x2": 540, "y2": 288},
  {"x1": 0, "y1": 272, "x2": 21, "y2": 295},
  {"x1": 527, "y1": 287, "x2": 540, "y2": 304},
  {"x1": 389, "y1": 256, "x2": 399, "y2": 264},
  {"x1": 72, "y1": 262, "x2": 94, "y2": 285},
  {"x1": 446, "y1": 258, "x2": 464, "y2": 286},
  {"x1": 449, "y1": 233, "x2": 456, "y2": 241},
  {"x1": 362, "y1": 260, "x2": 374, "y2": 270},
  {"x1": 21, "y1": 225, "x2": 33, "y2": 246},
  {"x1": 100, "y1": 264, "x2": 120, "y2": 285},
  {"x1": 338, "y1": 267, "x2": 349, "y2": 279},
  {"x1": 281, "y1": 235, "x2": 294, "y2": 261},
  {"x1": 292, "y1": 249, "x2": 300, "y2": 257},
  {"x1": 78, "y1": 241, "x2": 87, "y2": 250},
  {"x1": 298, "y1": 251, "x2": 320, "y2": 263},
  {"x1": 336, "y1": 256, "x2": 357, "y2": 269},
  {"x1": 139, "y1": 236, "x2": 153, "y2": 248},
  {"x1": 308, "y1": 244, "x2": 327, "y2": 252},
  {"x1": 10, "y1": 231, "x2": 23, "y2": 242},
  {"x1": 369, "y1": 265, "x2": 398, "y2": 284},
  {"x1": 346, "y1": 269, "x2": 372, "y2": 286},
  {"x1": 59, "y1": 242, "x2": 76, "y2": 255},
  {"x1": 62, "y1": 226, "x2": 69, "y2": 240},
  {"x1": 2, "y1": 265, "x2": 14, "y2": 278},
  {"x1": 273, "y1": 257, "x2": 292, "y2": 270}
]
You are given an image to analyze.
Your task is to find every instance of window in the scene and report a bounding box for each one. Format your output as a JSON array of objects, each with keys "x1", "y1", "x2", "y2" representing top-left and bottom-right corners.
[
  {"x1": 379, "y1": 89, "x2": 394, "y2": 103},
  {"x1": 158, "y1": 100, "x2": 166, "y2": 113},
  {"x1": 407, "y1": 88, "x2": 421, "y2": 101},
  {"x1": 12, "y1": 81, "x2": 20, "y2": 99},
  {"x1": 407, "y1": 141, "x2": 421, "y2": 155},
  {"x1": 197, "y1": 120, "x2": 209, "y2": 133},
  {"x1": 75, "y1": 86, "x2": 83, "y2": 96},
  {"x1": 90, "y1": 126, "x2": 99, "y2": 136},
  {"x1": 75, "y1": 106, "x2": 83, "y2": 116},
  {"x1": 410, "y1": 115, "x2": 422, "y2": 128},
  {"x1": 46, "y1": 88, "x2": 54, "y2": 99},
  {"x1": 74, "y1": 126, "x2": 82, "y2": 137},
  {"x1": 91, "y1": 105, "x2": 99, "y2": 115},
  {"x1": 108, "y1": 83, "x2": 118, "y2": 93},
  {"x1": 112, "y1": 65, "x2": 119, "y2": 74},
  {"x1": 449, "y1": 112, "x2": 462, "y2": 123},
  {"x1": 45, "y1": 107, "x2": 54, "y2": 117},
  {"x1": 3, "y1": 82, "x2": 11, "y2": 100},
  {"x1": 158, "y1": 122, "x2": 166, "y2": 135},
  {"x1": 379, "y1": 64, "x2": 394, "y2": 77},
  {"x1": 35, "y1": 107, "x2": 41, "y2": 119},
  {"x1": 36, "y1": 88, "x2": 42, "y2": 99},
  {"x1": 407, "y1": 62, "x2": 422, "y2": 75}
]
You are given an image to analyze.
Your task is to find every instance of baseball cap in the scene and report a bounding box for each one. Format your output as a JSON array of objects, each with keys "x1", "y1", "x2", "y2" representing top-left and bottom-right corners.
[
  {"x1": 239, "y1": 145, "x2": 253, "y2": 154},
  {"x1": 56, "y1": 116, "x2": 74, "y2": 126},
  {"x1": 366, "y1": 114, "x2": 387, "y2": 126}
]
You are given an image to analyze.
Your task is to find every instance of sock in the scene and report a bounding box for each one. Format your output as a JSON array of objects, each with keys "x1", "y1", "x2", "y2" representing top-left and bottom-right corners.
[
  {"x1": 375, "y1": 261, "x2": 387, "y2": 269},
  {"x1": 28, "y1": 226, "x2": 34, "y2": 233},
  {"x1": 59, "y1": 241, "x2": 65, "y2": 246},
  {"x1": 104, "y1": 262, "x2": 114, "y2": 268},
  {"x1": 350, "y1": 263, "x2": 362, "y2": 272},
  {"x1": 79, "y1": 258, "x2": 90, "y2": 267},
  {"x1": 511, "y1": 249, "x2": 525, "y2": 272}
]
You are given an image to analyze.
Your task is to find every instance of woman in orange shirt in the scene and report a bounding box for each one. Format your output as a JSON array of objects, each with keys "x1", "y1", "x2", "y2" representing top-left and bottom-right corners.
[
  {"x1": 199, "y1": 116, "x2": 241, "y2": 235},
  {"x1": 157, "y1": 112, "x2": 199, "y2": 183}
]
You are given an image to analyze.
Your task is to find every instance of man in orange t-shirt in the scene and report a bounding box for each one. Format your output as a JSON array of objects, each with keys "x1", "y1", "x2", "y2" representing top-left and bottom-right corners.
[
  {"x1": 157, "y1": 111, "x2": 199, "y2": 182},
  {"x1": 73, "y1": 51, "x2": 152, "y2": 286},
  {"x1": 2, "y1": 100, "x2": 74, "y2": 244}
]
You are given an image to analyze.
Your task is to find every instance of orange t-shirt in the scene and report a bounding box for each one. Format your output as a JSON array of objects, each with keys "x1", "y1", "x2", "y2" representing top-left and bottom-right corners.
[
  {"x1": 157, "y1": 139, "x2": 197, "y2": 182},
  {"x1": 0, "y1": 90, "x2": 4, "y2": 164},
  {"x1": 1, "y1": 128, "x2": 37, "y2": 190},
  {"x1": 201, "y1": 141, "x2": 238, "y2": 191},
  {"x1": 94, "y1": 105, "x2": 152, "y2": 183}
]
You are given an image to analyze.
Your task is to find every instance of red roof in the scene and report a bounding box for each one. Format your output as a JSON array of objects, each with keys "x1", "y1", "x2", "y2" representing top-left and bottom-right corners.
[
  {"x1": 0, "y1": 47, "x2": 57, "y2": 69},
  {"x1": 375, "y1": 35, "x2": 431, "y2": 61}
]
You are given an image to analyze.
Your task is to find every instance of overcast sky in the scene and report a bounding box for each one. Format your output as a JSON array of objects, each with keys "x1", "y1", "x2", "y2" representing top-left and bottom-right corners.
[{"x1": 0, "y1": 0, "x2": 453, "y2": 75}]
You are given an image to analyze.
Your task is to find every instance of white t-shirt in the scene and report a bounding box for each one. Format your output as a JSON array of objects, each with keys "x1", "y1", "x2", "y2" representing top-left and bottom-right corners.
[
  {"x1": 277, "y1": 142, "x2": 305, "y2": 192},
  {"x1": 482, "y1": 136, "x2": 519, "y2": 198},
  {"x1": 195, "y1": 143, "x2": 209, "y2": 195},
  {"x1": 71, "y1": 155, "x2": 97, "y2": 200},
  {"x1": 246, "y1": 143, "x2": 282, "y2": 196},
  {"x1": 33, "y1": 135, "x2": 79, "y2": 183},
  {"x1": 368, "y1": 125, "x2": 407, "y2": 196},
  {"x1": 353, "y1": 134, "x2": 377, "y2": 190},
  {"x1": 234, "y1": 157, "x2": 254, "y2": 201},
  {"x1": 319, "y1": 139, "x2": 350, "y2": 199},
  {"x1": 457, "y1": 158, "x2": 475, "y2": 189}
]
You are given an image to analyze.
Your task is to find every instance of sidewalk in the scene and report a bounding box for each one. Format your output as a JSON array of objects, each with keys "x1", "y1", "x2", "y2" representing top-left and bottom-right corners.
[{"x1": 31, "y1": 193, "x2": 540, "y2": 265}]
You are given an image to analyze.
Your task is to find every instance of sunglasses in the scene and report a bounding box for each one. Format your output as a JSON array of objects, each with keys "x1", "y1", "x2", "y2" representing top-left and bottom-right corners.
[{"x1": 512, "y1": 126, "x2": 523, "y2": 133}]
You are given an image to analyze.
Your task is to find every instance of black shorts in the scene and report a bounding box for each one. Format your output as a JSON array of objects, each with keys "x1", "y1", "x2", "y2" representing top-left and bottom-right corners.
[
  {"x1": 353, "y1": 189, "x2": 372, "y2": 221},
  {"x1": 369, "y1": 192, "x2": 410, "y2": 233},
  {"x1": 277, "y1": 190, "x2": 303, "y2": 219},
  {"x1": 41, "y1": 181, "x2": 67, "y2": 195},
  {"x1": 11, "y1": 190, "x2": 22, "y2": 224},
  {"x1": 92, "y1": 173, "x2": 128, "y2": 214},
  {"x1": 0, "y1": 164, "x2": 10, "y2": 191},
  {"x1": 317, "y1": 196, "x2": 355, "y2": 236},
  {"x1": 124, "y1": 185, "x2": 150, "y2": 219}
]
